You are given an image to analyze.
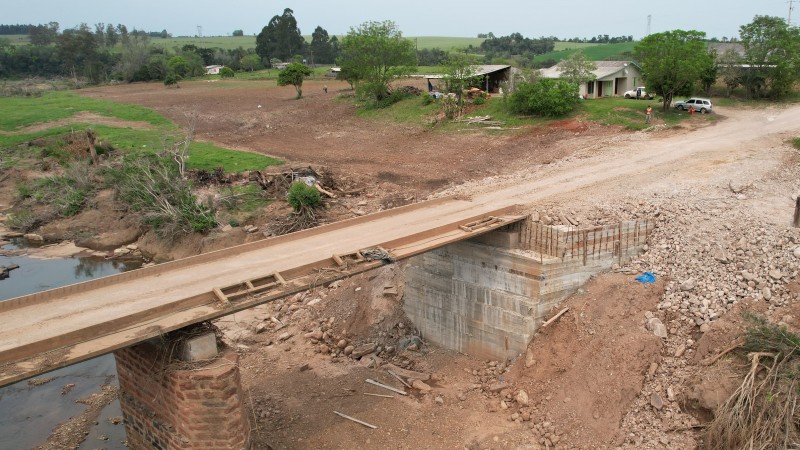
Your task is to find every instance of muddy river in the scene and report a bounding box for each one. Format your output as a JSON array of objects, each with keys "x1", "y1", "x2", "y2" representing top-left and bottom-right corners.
[{"x1": 0, "y1": 240, "x2": 139, "y2": 449}]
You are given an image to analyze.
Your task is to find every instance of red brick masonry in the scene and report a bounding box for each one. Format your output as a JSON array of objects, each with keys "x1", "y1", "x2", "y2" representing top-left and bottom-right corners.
[{"x1": 115, "y1": 343, "x2": 251, "y2": 449}]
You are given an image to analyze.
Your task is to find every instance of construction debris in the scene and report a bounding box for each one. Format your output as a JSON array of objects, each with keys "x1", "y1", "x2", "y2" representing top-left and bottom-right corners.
[
  {"x1": 457, "y1": 115, "x2": 505, "y2": 126},
  {"x1": 333, "y1": 411, "x2": 378, "y2": 429},
  {"x1": 365, "y1": 378, "x2": 407, "y2": 396}
]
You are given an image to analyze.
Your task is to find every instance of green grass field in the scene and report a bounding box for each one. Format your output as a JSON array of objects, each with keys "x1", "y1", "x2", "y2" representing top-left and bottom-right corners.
[
  {"x1": 534, "y1": 41, "x2": 637, "y2": 62},
  {"x1": 1, "y1": 34, "x2": 30, "y2": 46},
  {"x1": 0, "y1": 91, "x2": 281, "y2": 171}
]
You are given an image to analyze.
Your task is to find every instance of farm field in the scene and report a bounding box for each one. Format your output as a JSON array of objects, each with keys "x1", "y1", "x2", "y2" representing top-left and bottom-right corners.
[{"x1": 535, "y1": 41, "x2": 637, "y2": 61}]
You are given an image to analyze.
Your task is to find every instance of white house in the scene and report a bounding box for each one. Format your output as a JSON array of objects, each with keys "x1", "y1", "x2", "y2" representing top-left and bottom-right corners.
[
  {"x1": 205, "y1": 65, "x2": 225, "y2": 75},
  {"x1": 540, "y1": 61, "x2": 644, "y2": 99}
]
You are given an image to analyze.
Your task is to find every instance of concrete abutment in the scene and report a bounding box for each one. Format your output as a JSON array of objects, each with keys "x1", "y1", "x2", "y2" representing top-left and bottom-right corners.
[
  {"x1": 403, "y1": 219, "x2": 653, "y2": 360},
  {"x1": 114, "y1": 328, "x2": 250, "y2": 449}
]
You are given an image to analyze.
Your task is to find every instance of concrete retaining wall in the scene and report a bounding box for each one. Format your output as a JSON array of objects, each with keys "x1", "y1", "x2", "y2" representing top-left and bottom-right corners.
[{"x1": 404, "y1": 222, "x2": 650, "y2": 361}]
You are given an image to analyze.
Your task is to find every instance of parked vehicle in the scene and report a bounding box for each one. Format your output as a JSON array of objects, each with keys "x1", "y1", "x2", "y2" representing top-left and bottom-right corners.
[
  {"x1": 623, "y1": 87, "x2": 655, "y2": 100},
  {"x1": 674, "y1": 98, "x2": 713, "y2": 113}
]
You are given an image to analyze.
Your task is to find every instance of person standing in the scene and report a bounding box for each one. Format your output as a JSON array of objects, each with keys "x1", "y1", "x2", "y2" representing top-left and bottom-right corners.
[{"x1": 646, "y1": 105, "x2": 652, "y2": 123}]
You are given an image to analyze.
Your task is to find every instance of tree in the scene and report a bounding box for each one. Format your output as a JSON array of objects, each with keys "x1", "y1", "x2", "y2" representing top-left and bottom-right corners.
[
  {"x1": 220, "y1": 67, "x2": 235, "y2": 78},
  {"x1": 277, "y1": 62, "x2": 312, "y2": 98},
  {"x1": 310, "y1": 26, "x2": 333, "y2": 64},
  {"x1": 57, "y1": 24, "x2": 105, "y2": 82},
  {"x1": 116, "y1": 34, "x2": 151, "y2": 81},
  {"x1": 337, "y1": 20, "x2": 416, "y2": 104},
  {"x1": 232, "y1": 29, "x2": 244, "y2": 37},
  {"x1": 558, "y1": 51, "x2": 597, "y2": 87},
  {"x1": 509, "y1": 78, "x2": 579, "y2": 117},
  {"x1": 699, "y1": 50, "x2": 718, "y2": 95},
  {"x1": 739, "y1": 15, "x2": 800, "y2": 98},
  {"x1": 240, "y1": 54, "x2": 263, "y2": 71},
  {"x1": 29, "y1": 22, "x2": 59, "y2": 46},
  {"x1": 442, "y1": 53, "x2": 479, "y2": 116},
  {"x1": 718, "y1": 48, "x2": 743, "y2": 96},
  {"x1": 255, "y1": 8, "x2": 306, "y2": 63},
  {"x1": 167, "y1": 56, "x2": 190, "y2": 78},
  {"x1": 105, "y1": 23, "x2": 118, "y2": 47},
  {"x1": 634, "y1": 30, "x2": 713, "y2": 111}
]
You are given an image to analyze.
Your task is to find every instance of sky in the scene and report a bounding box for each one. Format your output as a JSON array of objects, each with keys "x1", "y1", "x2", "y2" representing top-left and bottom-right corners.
[{"x1": 4, "y1": 0, "x2": 794, "y2": 40}]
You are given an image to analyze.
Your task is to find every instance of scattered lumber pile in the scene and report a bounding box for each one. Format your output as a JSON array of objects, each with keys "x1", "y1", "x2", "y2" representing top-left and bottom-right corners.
[{"x1": 457, "y1": 115, "x2": 505, "y2": 126}]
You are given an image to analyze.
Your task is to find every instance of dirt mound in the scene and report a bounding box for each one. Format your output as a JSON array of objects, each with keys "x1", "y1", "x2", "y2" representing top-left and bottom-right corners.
[{"x1": 502, "y1": 273, "x2": 664, "y2": 448}]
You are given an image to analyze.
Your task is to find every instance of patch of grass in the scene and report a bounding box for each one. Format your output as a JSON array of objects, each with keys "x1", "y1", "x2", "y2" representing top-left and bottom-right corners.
[
  {"x1": 151, "y1": 35, "x2": 257, "y2": 51},
  {"x1": 792, "y1": 137, "x2": 800, "y2": 150},
  {"x1": 0, "y1": 91, "x2": 170, "y2": 131},
  {"x1": 411, "y1": 36, "x2": 484, "y2": 50},
  {"x1": 579, "y1": 97, "x2": 708, "y2": 130},
  {"x1": 186, "y1": 142, "x2": 281, "y2": 171},
  {"x1": 356, "y1": 94, "x2": 440, "y2": 125}
]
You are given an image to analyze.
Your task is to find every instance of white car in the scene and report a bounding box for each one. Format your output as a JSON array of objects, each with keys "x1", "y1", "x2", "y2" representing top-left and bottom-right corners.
[
  {"x1": 674, "y1": 98, "x2": 713, "y2": 113},
  {"x1": 623, "y1": 87, "x2": 655, "y2": 100}
]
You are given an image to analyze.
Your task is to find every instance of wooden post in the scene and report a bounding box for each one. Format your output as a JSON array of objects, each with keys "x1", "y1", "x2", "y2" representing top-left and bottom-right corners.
[{"x1": 794, "y1": 197, "x2": 800, "y2": 228}]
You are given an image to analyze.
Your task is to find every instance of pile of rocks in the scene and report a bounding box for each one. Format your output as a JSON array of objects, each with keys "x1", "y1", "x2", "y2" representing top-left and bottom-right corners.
[{"x1": 111, "y1": 244, "x2": 143, "y2": 258}]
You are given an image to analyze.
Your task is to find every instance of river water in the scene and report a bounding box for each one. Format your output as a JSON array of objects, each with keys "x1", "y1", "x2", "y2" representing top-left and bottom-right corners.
[{"x1": 0, "y1": 240, "x2": 140, "y2": 449}]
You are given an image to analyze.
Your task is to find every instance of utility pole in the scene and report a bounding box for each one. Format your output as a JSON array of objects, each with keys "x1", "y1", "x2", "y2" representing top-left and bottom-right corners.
[
  {"x1": 196, "y1": 25, "x2": 203, "y2": 38},
  {"x1": 646, "y1": 15, "x2": 652, "y2": 36},
  {"x1": 789, "y1": 0, "x2": 797, "y2": 26}
]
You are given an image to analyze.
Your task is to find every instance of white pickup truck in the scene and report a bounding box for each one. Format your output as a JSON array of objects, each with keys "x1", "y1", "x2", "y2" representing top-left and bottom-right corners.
[{"x1": 623, "y1": 87, "x2": 655, "y2": 100}]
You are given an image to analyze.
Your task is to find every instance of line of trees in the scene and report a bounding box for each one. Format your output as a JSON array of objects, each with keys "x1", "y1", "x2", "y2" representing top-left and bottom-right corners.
[
  {"x1": 0, "y1": 24, "x2": 33, "y2": 35},
  {"x1": 0, "y1": 21, "x2": 263, "y2": 82}
]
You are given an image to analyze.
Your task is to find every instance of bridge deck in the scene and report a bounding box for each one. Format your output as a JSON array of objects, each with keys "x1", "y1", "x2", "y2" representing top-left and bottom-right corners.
[{"x1": 0, "y1": 196, "x2": 524, "y2": 386}]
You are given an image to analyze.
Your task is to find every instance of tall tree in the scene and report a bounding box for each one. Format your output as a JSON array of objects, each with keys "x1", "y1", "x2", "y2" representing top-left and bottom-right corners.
[
  {"x1": 739, "y1": 15, "x2": 800, "y2": 98},
  {"x1": 57, "y1": 24, "x2": 104, "y2": 82},
  {"x1": 29, "y1": 22, "x2": 59, "y2": 46},
  {"x1": 337, "y1": 20, "x2": 416, "y2": 104},
  {"x1": 558, "y1": 51, "x2": 597, "y2": 86},
  {"x1": 105, "y1": 23, "x2": 118, "y2": 47},
  {"x1": 310, "y1": 26, "x2": 333, "y2": 65},
  {"x1": 255, "y1": 8, "x2": 306, "y2": 63},
  {"x1": 634, "y1": 30, "x2": 713, "y2": 111}
]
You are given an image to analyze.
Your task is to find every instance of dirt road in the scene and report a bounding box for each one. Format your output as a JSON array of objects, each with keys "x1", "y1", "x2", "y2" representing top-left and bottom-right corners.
[{"x1": 463, "y1": 105, "x2": 800, "y2": 208}]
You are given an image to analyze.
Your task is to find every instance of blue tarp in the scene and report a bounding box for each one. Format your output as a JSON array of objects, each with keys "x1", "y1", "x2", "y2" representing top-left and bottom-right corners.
[{"x1": 635, "y1": 272, "x2": 656, "y2": 284}]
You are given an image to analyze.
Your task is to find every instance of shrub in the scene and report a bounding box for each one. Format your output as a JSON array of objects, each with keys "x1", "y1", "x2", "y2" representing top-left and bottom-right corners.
[
  {"x1": 164, "y1": 74, "x2": 180, "y2": 87},
  {"x1": 509, "y1": 78, "x2": 580, "y2": 117},
  {"x1": 219, "y1": 67, "x2": 235, "y2": 78},
  {"x1": 287, "y1": 181, "x2": 321, "y2": 211},
  {"x1": 473, "y1": 95, "x2": 486, "y2": 105},
  {"x1": 108, "y1": 152, "x2": 217, "y2": 236},
  {"x1": 421, "y1": 94, "x2": 435, "y2": 106},
  {"x1": 5, "y1": 209, "x2": 38, "y2": 231},
  {"x1": 21, "y1": 162, "x2": 95, "y2": 217}
]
